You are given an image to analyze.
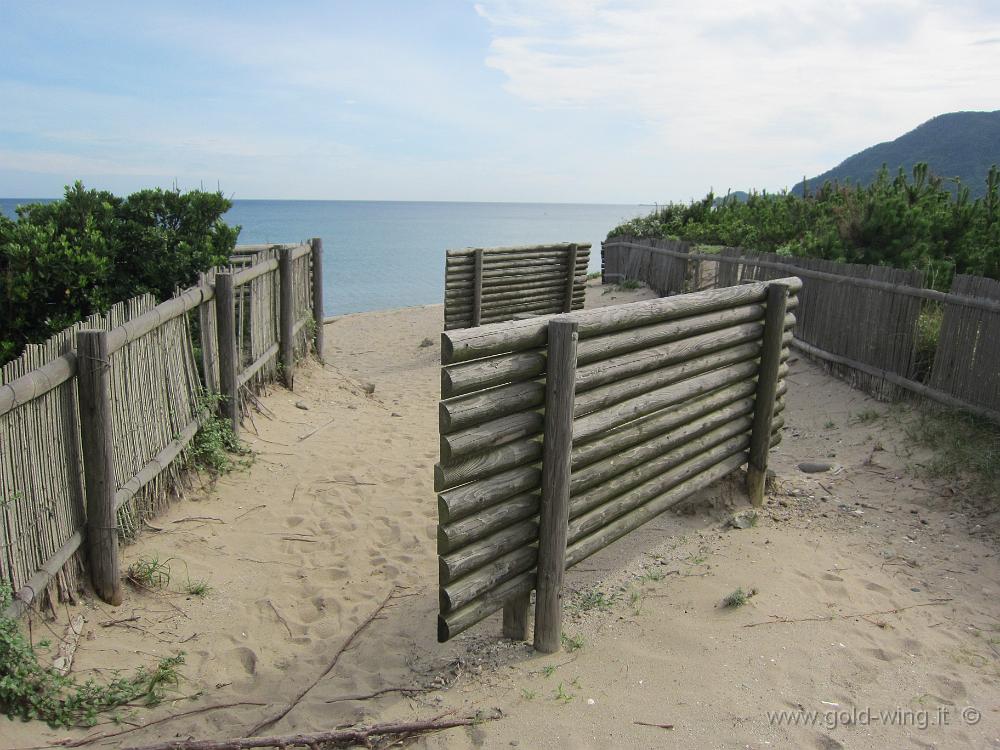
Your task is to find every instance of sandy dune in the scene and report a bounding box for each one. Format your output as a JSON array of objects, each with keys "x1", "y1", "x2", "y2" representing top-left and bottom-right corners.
[{"x1": 6, "y1": 280, "x2": 1000, "y2": 750}]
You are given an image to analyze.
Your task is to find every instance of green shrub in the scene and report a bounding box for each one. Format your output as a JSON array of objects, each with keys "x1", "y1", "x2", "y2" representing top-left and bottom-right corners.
[{"x1": 0, "y1": 182, "x2": 239, "y2": 365}]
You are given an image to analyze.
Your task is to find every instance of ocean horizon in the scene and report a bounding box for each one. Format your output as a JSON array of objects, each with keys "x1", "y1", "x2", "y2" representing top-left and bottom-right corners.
[{"x1": 1, "y1": 198, "x2": 648, "y2": 316}]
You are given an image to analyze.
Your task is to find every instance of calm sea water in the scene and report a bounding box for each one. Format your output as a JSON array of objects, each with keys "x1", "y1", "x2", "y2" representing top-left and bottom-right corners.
[{"x1": 0, "y1": 199, "x2": 647, "y2": 315}]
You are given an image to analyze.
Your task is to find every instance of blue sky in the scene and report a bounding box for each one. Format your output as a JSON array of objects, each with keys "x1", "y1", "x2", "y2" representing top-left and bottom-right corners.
[{"x1": 1, "y1": 1, "x2": 998, "y2": 202}]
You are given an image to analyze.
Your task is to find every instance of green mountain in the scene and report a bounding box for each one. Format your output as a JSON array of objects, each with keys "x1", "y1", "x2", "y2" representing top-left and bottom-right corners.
[{"x1": 792, "y1": 111, "x2": 1000, "y2": 197}]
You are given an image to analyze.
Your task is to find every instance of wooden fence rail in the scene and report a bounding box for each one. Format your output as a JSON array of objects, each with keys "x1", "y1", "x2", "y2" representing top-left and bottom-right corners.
[
  {"x1": 603, "y1": 237, "x2": 1000, "y2": 422},
  {"x1": 444, "y1": 243, "x2": 591, "y2": 329},
  {"x1": 1, "y1": 240, "x2": 325, "y2": 618},
  {"x1": 435, "y1": 278, "x2": 799, "y2": 648}
]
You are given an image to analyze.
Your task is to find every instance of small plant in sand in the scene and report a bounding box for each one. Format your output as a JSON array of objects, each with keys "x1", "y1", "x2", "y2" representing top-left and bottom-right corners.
[
  {"x1": 521, "y1": 688, "x2": 537, "y2": 700},
  {"x1": 561, "y1": 632, "x2": 585, "y2": 652},
  {"x1": 571, "y1": 588, "x2": 615, "y2": 613},
  {"x1": 0, "y1": 582, "x2": 185, "y2": 727},
  {"x1": 617, "y1": 279, "x2": 643, "y2": 290},
  {"x1": 637, "y1": 567, "x2": 665, "y2": 583},
  {"x1": 553, "y1": 682, "x2": 575, "y2": 703},
  {"x1": 722, "y1": 587, "x2": 758, "y2": 608},
  {"x1": 629, "y1": 589, "x2": 644, "y2": 616},
  {"x1": 824, "y1": 420, "x2": 837, "y2": 429},
  {"x1": 189, "y1": 392, "x2": 251, "y2": 475},
  {"x1": 541, "y1": 665, "x2": 556, "y2": 678},
  {"x1": 903, "y1": 407, "x2": 1000, "y2": 498},
  {"x1": 587, "y1": 271, "x2": 602, "y2": 279},
  {"x1": 183, "y1": 577, "x2": 210, "y2": 597},
  {"x1": 851, "y1": 409, "x2": 881, "y2": 425},
  {"x1": 126, "y1": 554, "x2": 173, "y2": 589}
]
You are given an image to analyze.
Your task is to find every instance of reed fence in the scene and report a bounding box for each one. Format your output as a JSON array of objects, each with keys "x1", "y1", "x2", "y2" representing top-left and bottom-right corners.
[
  {"x1": 604, "y1": 237, "x2": 1000, "y2": 422},
  {"x1": 443, "y1": 243, "x2": 590, "y2": 329},
  {"x1": 435, "y1": 278, "x2": 798, "y2": 649},
  {"x1": 0, "y1": 240, "x2": 324, "y2": 617}
]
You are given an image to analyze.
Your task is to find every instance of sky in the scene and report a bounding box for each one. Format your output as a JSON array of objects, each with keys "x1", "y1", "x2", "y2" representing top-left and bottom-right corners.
[{"x1": 1, "y1": 0, "x2": 998, "y2": 203}]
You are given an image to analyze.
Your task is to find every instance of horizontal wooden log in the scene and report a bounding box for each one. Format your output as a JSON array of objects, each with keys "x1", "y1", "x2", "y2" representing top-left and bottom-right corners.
[
  {"x1": 445, "y1": 247, "x2": 590, "y2": 259},
  {"x1": 438, "y1": 464, "x2": 540, "y2": 524},
  {"x1": 447, "y1": 254, "x2": 589, "y2": 273},
  {"x1": 576, "y1": 322, "x2": 761, "y2": 394},
  {"x1": 438, "y1": 492, "x2": 539, "y2": 554},
  {"x1": 442, "y1": 278, "x2": 801, "y2": 364},
  {"x1": 233, "y1": 258, "x2": 279, "y2": 286},
  {"x1": 440, "y1": 408, "x2": 544, "y2": 461},
  {"x1": 440, "y1": 379, "x2": 544, "y2": 434},
  {"x1": 237, "y1": 342, "x2": 279, "y2": 387},
  {"x1": 442, "y1": 350, "x2": 546, "y2": 399},
  {"x1": 575, "y1": 332, "x2": 792, "y2": 417},
  {"x1": 569, "y1": 417, "x2": 751, "y2": 533},
  {"x1": 564, "y1": 450, "x2": 747, "y2": 569},
  {"x1": 438, "y1": 569, "x2": 534, "y2": 642},
  {"x1": 2, "y1": 528, "x2": 84, "y2": 620},
  {"x1": 440, "y1": 517, "x2": 539, "y2": 584},
  {"x1": 435, "y1": 435, "x2": 541, "y2": 491},
  {"x1": 106, "y1": 284, "x2": 212, "y2": 354},
  {"x1": 570, "y1": 378, "x2": 759, "y2": 470},
  {"x1": 573, "y1": 359, "x2": 789, "y2": 443},
  {"x1": 0, "y1": 352, "x2": 77, "y2": 417},
  {"x1": 570, "y1": 399, "x2": 755, "y2": 497},
  {"x1": 441, "y1": 544, "x2": 536, "y2": 613},
  {"x1": 569, "y1": 432, "x2": 750, "y2": 540},
  {"x1": 446, "y1": 264, "x2": 587, "y2": 286},
  {"x1": 114, "y1": 416, "x2": 203, "y2": 511}
]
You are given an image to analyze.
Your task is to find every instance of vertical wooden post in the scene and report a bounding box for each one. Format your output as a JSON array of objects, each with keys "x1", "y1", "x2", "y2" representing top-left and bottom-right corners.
[
  {"x1": 198, "y1": 272, "x2": 218, "y2": 394},
  {"x1": 76, "y1": 329, "x2": 123, "y2": 606},
  {"x1": 533, "y1": 318, "x2": 578, "y2": 653},
  {"x1": 502, "y1": 591, "x2": 531, "y2": 641},
  {"x1": 310, "y1": 238, "x2": 325, "y2": 363},
  {"x1": 563, "y1": 244, "x2": 578, "y2": 312},
  {"x1": 215, "y1": 272, "x2": 239, "y2": 438},
  {"x1": 472, "y1": 248, "x2": 484, "y2": 327},
  {"x1": 747, "y1": 282, "x2": 789, "y2": 507},
  {"x1": 279, "y1": 246, "x2": 295, "y2": 389}
]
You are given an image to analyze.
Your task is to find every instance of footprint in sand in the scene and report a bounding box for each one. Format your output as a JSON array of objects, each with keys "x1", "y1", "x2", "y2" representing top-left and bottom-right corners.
[{"x1": 862, "y1": 647, "x2": 901, "y2": 662}]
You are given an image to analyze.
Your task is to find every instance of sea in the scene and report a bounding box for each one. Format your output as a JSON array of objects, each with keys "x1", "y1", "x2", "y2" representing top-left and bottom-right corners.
[{"x1": 0, "y1": 199, "x2": 648, "y2": 316}]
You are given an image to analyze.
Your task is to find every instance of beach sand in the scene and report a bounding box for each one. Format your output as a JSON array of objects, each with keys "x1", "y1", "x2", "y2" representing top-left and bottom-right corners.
[{"x1": 6, "y1": 279, "x2": 1000, "y2": 750}]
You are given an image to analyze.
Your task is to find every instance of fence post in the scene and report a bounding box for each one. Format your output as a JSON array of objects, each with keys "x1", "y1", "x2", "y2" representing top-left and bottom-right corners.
[
  {"x1": 198, "y1": 272, "x2": 218, "y2": 393},
  {"x1": 215, "y1": 272, "x2": 239, "y2": 438},
  {"x1": 563, "y1": 244, "x2": 578, "y2": 313},
  {"x1": 279, "y1": 247, "x2": 295, "y2": 389},
  {"x1": 472, "y1": 248, "x2": 484, "y2": 327},
  {"x1": 747, "y1": 282, "x2": 789, "y2": 506},
  {"x1": 533, "y1": 318, "x2": 578, "y2": 653},
  {"x1": 76, "y1": 329, "x2": 123, "y2": 606},
  {"x1": 310, "y1": 238, "x2": 325, "y2": 363},
  {"x1": 502, "y1": 591, "x2": 531, "y2": 641}
]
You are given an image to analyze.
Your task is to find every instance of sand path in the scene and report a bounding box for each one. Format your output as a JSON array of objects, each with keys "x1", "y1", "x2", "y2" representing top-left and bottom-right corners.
[{"x1": 6, "y1": 281, "x2": 1000, "y2": 750}]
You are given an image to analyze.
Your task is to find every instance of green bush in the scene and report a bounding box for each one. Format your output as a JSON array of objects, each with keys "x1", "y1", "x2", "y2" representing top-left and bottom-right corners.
[
  {"x1": 610, "y1": 163, "x2": 1000, "y2": 288},
  {"x1": 0, "y1": 182, "x2": 239, "y2": 364}
]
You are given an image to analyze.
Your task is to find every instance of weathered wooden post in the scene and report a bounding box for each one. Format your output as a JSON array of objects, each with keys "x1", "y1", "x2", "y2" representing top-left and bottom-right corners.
[
  {"x1": 533, "y1": 318, "x2": 578, "y2": 653},
  {"x1": 472, "y1": 248, "x2": 484, "y2": 327},
  {"x1": 279, "y1": 246, "x2": 295, "y2": 389},
  {"x1": 502, "y1": 591, "x2": 531, "y2": 641},
  {"x1": 214, "y1": 271, "x2": 239, "y2": 437},
  {"x1": 76, "y1": 329, "x2": 123, "y2": 606},
  {"x1": 197, "y1": 272, "x2": 218, "y2": 393},
  {"x1": 747, "y1": 282, "x2": 789, "y2": 506},
  {"x1": 310, "y1": 238, "x2": 325, "y2": 362},
  {"x1": 563, "y1": 244, "x2": 578, "y2": 313}
]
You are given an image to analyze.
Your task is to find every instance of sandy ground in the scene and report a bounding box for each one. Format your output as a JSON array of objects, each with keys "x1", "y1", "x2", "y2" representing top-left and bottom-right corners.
[{"x1": 6, "y1": 279, "x2": 1000, "y2": 750}]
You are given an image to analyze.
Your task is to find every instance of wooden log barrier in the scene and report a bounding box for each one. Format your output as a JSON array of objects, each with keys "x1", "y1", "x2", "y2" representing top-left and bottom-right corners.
[
  {"x1": 533, "y1": 318, "x2": 578, "y2": 652},
  {"x1": 214, "y1": 272, "x2": 239, "y2": 437},
  {"x1": 747, "y1": 283, "x2": 789, "y2": 506},
  {"x1": 76, "y1": 329, "x2": 123, "y2": 606},
  {"x1": 472, "y1": 248, "x2": 484, "y2": 327}
]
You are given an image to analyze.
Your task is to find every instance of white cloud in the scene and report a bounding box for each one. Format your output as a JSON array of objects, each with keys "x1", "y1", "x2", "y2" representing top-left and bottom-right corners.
[{"x1": 475, "y1": 0, "x2": 1000, "y2": 194}]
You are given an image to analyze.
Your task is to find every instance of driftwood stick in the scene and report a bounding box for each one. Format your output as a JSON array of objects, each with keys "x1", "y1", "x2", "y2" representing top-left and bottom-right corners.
[
  {"x1": 248, "y1": 587, "x2": 397, "y2": 736},
  {"x1": 298, "y1": 418, "x2": 335, "y2": 442},
  {"x1": 323, "y1": 685, "x2": 431, "y2": 703},
  {"x1": 121, "y1": 714, "x2": 497, "y2": 750},
  {"x1": 743, "y1": 599, "x2": 953, "y2": 628},
  {"x1": 49, "y1": 702, "x2": 269, "y2": 747}
]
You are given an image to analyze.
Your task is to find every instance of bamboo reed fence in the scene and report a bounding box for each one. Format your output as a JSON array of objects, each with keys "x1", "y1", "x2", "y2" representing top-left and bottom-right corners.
[
  {"x1": 435, "y1": 278, "x2": 798, "y2": 649},
  {"x1": 0, "y1": 240, "x2": 324, "y2": 617},
  {"x1": 603, "y1": 237, "x2": 1000, "y2": 422},
  {"x1": 444, "y1": 243, "x2": 590, "y2": 329}
]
